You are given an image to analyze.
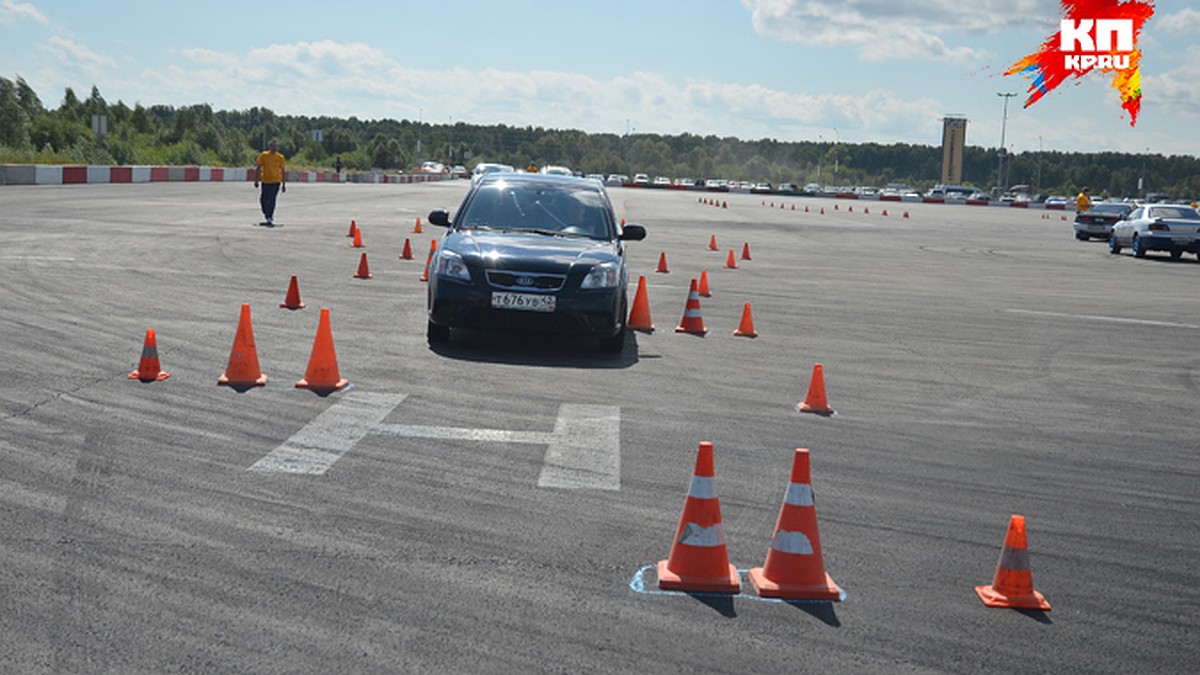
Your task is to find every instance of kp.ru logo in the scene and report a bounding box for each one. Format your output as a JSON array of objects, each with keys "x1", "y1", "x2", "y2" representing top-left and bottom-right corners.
[{"x1": 1005, "y1": 1, "x2": 1155, "y2": 126}]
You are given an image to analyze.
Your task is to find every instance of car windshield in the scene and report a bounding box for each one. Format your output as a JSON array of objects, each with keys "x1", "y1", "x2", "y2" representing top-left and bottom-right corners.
[
  {"x1": 1093, "y1": 204, "x2": 1131, "y2": 214},
  {"x1": 458, "y1": 182, "x2": 611, "y2": 239},
  {"x1": 1147, "y1": 206, "x2": 1200, "y2": 220}
]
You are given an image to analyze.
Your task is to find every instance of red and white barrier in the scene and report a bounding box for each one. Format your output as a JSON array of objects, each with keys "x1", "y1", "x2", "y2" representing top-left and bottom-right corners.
[{"x1": 0, "y1": 164, "x2": 446, "y2": 186}]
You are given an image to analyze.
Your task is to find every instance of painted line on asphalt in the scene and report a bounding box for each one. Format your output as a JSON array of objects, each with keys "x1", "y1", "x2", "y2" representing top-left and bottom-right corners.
[
  {"x1": 1006, "y1": 309, "x2": 1199, "y2": 330},
  {"x1": 248, "y1": 392, "x2": 407, "y2": 475},
  {"x1": 627, "y1": 564, "x2": 847, "y2": 603}
]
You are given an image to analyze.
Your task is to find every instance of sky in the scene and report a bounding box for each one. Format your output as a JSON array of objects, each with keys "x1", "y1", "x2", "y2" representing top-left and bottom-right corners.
[{"x1": 2, "y1": 0, "x2": 1198, "y2": 157}]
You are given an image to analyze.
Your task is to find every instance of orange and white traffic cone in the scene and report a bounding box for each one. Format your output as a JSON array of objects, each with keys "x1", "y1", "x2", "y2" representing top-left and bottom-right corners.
[
  {"x1": 351, "y1": 226, "x2": 364, "y2": 248},
  {"x1": 280, "y1": 275, "x2": 305, "y2": 309},
  {"x1": 655, "y1": 252, "x2": 670, "y2": 273},
  {"x1": 419, "y1": 240, "x2": 438, "y2": 282},
  {"x1": 354, "y1": 252, "x2": 373, "y2": 279},
  {"x1": 628, "y1": 275, "x2": 655, "y2": 333},
  {"x1": 675, "y1": 278, "x2": 707, "y2": 335},
  {"x1": 400, "y1": 238, "x2": 414, "y2": 260},
  {"x1": 218, "y1": 303, "x2": 268, "y2": 389},
  {"x1": 657, "y1": 441, "x2": 741, "y2": 593},
  {"x1": 295, "y1": 307, "x2": 349, "y2": 394},
  {"x1": 796, "y1": 363, "x2": 834, "y2": 415},
  {"x1": 413, "y1": 217, "x2": 423, "y2": 234},
  {"x1": 748, "y1": 448, "x2": 842, "y2": 600},
  {"x1": 128, "y1": 328, "x2": 170, "y2": 382},
  {"x1": 697, "y1": 270, "x2": 712, "y2": 298},
  {"x1": 733, "y1": 303, "x2": 757, "y2": 338},
  {"x1": 725, "y1": 250, "x2": 738, "y2": 269},
  {"x1": 708, "y1": 234, "x2": 718, "y2": 251},
  {"x1": 975, "y1": 515, "x2": 1051, "y2": 610}
]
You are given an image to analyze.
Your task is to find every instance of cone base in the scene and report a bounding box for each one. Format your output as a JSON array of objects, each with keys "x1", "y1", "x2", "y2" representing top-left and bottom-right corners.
[
  {"x1": 974, "y1": 585, "x2": 1051, "y2": 610},
  {"x1": 656, "y1": 560, "x2": 740, "y2": 594},
  {"x1": 218, "y1": 374, "x2": 268, "y2": 388},
  {"x1": 280, "y1": 302, "x2": 306, "y2": 309},
  {"x1": 675, "y1": 325, "x2": 708, "y2": 335},
  {"x1": 748, "y1": 567, "x2": 841, "y2": 600},
  {"x1": 796, "y1": 402, "x2": 834, "y2": 415},
  {"x1": 295, "y1": 378, "x2": 349, "y2": 394},
  {"x1": 128, "y1": 370, "x2": 170, "y2": 382},
  {"x1": 354, "y1": 274, "x2": 373, "y2": 279},
  {"x1": 733, "y1": 328, "x2": 757, "y2": 338},
  {"x1": 629, "y1": 323, "x2": 655, "y2": 334}
]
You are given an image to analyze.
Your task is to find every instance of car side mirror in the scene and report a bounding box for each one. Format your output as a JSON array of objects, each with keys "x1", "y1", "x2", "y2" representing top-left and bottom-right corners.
[
  {"x1": 620, "y1": 224, "x2": 647, "y2": 241},
  {"x1": 429, "y1": 209, "x2": 451, "y2": 227}
]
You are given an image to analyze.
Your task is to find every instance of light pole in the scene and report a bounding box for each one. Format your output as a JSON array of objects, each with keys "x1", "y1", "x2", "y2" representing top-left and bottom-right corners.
[
  {"x1": 1036, "y1": 135, "x2": 1042, "y2": 195},
  {"x1": 416, "y1": 108, "x2": 422, "y2": 164},
  {"x1": 997, "y1": 92, "x2": 1016, "y2": 190},
  {"x1": 833, "y1": 127, "x2": 839, "y2": 183},
  {"x1": 817, "y1": 134, "x2": 823, "y2": 181}
]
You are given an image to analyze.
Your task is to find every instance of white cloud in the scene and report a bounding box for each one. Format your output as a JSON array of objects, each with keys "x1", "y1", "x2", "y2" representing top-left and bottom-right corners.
[
  {"x1": 1158, "y1": 7, "x2": 1200, "y2": 34},
  {"x1": 0, "y1": 0, "x2": 47, "y2": 24},
  {"x1": 42, "y1": 36, "x2": 117, "y2": 76},
  {"x1": 1143, "y1": 45, "x2": 1200, "y2": 119}
]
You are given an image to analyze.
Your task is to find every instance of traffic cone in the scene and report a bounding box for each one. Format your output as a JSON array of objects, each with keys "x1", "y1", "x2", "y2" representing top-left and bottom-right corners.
[
  {"x1": 864, "y1": 207, "x2": 869, "y2": 214},
  {"x1": 218, "y1": 303, "x2": 268, "y2": 389},
  {"x1": 674, "y1": 278, "x2": 708, "y2": 335},
  {"x1": 796, "y1": 363, "x2": 834, "y2": 415},
  {"x1": 354, "y1": 252, "x2": 373, "y2": 279},
  {"x1": 903, "y1": 211, "x2": 910, "y2": 218},
  {"x1": 805, "y1": 206, "x2": 809, "y2": 213},
  {"x1": 722, "y1": 201, "x2": 727, "y2": 208},
  {"x1": 655, "y1": 252, "x2": 670, "y2": 274},
  {"x1": 346, "y1": 219, "x2": 356, "y2": 237},
  {"x1": 657, "y1": 441, "x2": 741, "y2": 593},
  {"x1": 413, "y1": 216, "x2": 423, "y2": 234},
  {"x1": 975, "y1": 515, "x2": 1052, "y2": 610},
  {"x1": 733, "y1": 303, "x2": 757, "y2": 338},
  {"x1": 848, "y1": 205, "x2": 854, "y2": 213},
  {"x1": 725, "y1": 249, "x2": 738, "y2": 269},
  {"x1": 400, "y1": 238, "x2": 413, "y2": 260},
  {"x1": 697, "y1": 270, "x2": 712, "y2": 298},
  {"x1": 127, "y1": 328, "x2": 170, "y2": 382},
  {"x1": 420, "y1": 240, "x2": 438, "y2": 282},
  {"x1": 708, "y1": 234, "x2": 718, "y2": 251},
  {"x1": 295, "y1": 307, "x2": 349, "y2": 394},
  {"x1": 882, "y1": 209, "x2": 889, "y2": 217},
  {"x1": 628, "y1": 275, "x2": 654, "y2": 333},
  {"x1": 741, "y1": 242, "x2": 752, "y2": 261},
  {"x1": 280, "y1": 275, "x2": 305, "y2": 309},
  {"x1": 748, "y1": 449, "x2": 841, "y2": 600},
  {"x1": 352, "y1": 226, "x2": 364, "y2": 248},
  {"x1": 820, "y1": 207, "x2": 825, "y2": 215}
]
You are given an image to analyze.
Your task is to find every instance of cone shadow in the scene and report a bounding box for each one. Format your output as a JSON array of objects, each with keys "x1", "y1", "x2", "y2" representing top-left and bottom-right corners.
[
  {"x1": 785, "y1": 600, "x2": 841, "y2": 626},
  {"x1": 1014, "y1": 608, "x2": 1053, "y2": 624},
  {"x1": 686, "y1": 592, "x2": 737, "y2": 618}
]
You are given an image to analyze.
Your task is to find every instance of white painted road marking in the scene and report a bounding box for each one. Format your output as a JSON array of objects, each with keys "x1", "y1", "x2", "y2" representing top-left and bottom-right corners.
[
  {"x1": 248, "y1": 392, "x2": 407, "y2": 474},
  {"x1": 1006, "y1": 308, "x2": 1199, "y2": 330}
]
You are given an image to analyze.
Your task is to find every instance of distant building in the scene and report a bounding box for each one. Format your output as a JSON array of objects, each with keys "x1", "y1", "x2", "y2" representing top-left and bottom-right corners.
[{"x1": 940, "y1": 116, "x2": 968, "y2": 186}]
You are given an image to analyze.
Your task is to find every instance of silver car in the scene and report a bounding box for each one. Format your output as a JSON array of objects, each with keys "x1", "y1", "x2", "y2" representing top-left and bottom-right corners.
[{"x1": 1109, "y1": 204, "x2": 1200, "y2": 260}]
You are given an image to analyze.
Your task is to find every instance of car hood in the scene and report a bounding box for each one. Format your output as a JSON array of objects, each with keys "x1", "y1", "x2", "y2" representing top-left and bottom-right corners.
[{"x1": 446, "y1": 230, "x2": 620, "y2": 269}]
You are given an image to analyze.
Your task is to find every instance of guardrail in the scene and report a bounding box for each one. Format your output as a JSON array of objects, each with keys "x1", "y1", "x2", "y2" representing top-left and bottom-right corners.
[{"x1": 0, "y1": 164, "x2": 455, "y2": 186}]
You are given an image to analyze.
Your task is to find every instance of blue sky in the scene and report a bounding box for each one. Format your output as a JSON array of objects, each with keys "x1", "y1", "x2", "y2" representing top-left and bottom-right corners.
[{"x1": 2, "y1": 0, "x2": 1198, "y2": 156}]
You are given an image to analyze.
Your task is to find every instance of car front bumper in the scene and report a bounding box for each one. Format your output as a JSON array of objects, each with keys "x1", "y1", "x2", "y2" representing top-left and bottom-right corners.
[{"x1": 428, "y1": 281, "x2": 626, "y2": 337}]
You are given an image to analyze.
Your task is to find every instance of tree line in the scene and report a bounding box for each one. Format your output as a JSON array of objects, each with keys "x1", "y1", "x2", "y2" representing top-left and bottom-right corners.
[{"x1": 2, "y1": 77, "x2": 1197, "y2": 199}]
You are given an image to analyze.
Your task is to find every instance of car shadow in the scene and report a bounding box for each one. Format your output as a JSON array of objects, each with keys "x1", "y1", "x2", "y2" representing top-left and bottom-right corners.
[{"x1": 428, "y1": 329, "x2": 640, "y2": 368}]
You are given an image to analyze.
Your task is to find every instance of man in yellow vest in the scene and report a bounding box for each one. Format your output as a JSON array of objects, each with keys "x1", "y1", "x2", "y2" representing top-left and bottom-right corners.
[
  {"x1": 1075, "y1": 186, "x2": 1092, "y2": 213},
  {"x1": 254, "y1": 139, "x2": 287, "y2": 225}
]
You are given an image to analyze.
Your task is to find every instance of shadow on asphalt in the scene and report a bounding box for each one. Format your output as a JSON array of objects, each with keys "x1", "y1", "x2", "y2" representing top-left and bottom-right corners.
[{"x1": 428, "y1": 329, "x2": 641, "y2": 368}]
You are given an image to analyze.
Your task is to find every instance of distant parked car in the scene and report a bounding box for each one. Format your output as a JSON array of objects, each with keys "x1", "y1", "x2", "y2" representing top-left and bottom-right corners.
[
  {"x1": 1074, "y1": 202, "x2": 1133, "y2": 241},
  {"x1": 471, "y1": 163, "x2": 515, "y2": 184},
  {"x1": 606, "y1": 174, "x2": 629, "y2": 185},
  {"x1": 1109, "y1": 204, "x2": 1200, "y2": 259}
]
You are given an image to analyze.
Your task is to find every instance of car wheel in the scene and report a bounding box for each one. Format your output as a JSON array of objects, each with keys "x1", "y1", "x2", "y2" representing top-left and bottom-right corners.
[
  {"x1": 598, "y1": 323, "x2": 627, "y2": 354},
  {"x1": 427, "y1": 320, "x2": 450, "y2": 344},
  {"x1": 1132, "y1": 235, "x2": 1146, "y2": 258},
  {"x1": 1108, "y1": 236, "x2": 1121, "y2": 254},
  {"x1": 1075, "y1": 232, "x2": 1088, "y2": 241}
]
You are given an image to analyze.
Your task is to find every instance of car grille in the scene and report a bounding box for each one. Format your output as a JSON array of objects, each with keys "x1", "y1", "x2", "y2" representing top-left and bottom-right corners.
[{"x1": 486, "y1": 270, "x2": 566, "y2": 291}]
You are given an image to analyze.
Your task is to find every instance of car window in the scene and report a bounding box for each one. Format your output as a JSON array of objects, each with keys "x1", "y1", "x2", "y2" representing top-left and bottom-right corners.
[
  {"x1": 460, "y1": 184, "x2": 610, "y2": 238},
  {"x1": 1149, "y1": 206, "x2": 1199, "y2": 220}
]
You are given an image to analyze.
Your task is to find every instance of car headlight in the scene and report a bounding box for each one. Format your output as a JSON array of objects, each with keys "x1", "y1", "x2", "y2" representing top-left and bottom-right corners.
[
  {"x1": 581, "y1": 262, "x2": 620, "y2": 289},
  {"x1": 434, "y1": 249, "x2": 471, "y2": 282}
]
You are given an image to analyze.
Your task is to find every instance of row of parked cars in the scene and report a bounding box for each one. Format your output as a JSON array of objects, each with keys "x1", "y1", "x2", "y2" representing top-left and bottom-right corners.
[{"x1": 1074, "y1": 201, "x2": 1200, "y2": 261}]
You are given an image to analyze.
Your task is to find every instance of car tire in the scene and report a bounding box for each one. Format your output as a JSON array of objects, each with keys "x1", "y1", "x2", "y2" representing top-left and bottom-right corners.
[
  {"x1": 1132, "y1": 235, "x2": 1146, "y2": 258},
  {"x1": 1075, "y1": 232, "x2": 1088, "y2": 241},
  {"x1": 598, "y1": 323, "x2": 627, "y2": 354},
  {"x1": 427, "y1": 320, "x2": 450, "y2": 344},
  {"x1": 1108, "y1": 237, "x2": 1121, "y2": 254}
]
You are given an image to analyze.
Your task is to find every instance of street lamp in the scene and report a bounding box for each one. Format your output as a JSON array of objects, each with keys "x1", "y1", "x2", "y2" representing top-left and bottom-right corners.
[
  {"x1": 997, "y1": 92, "x2": 1016, "y2": 190},
  {"x1": 833, "y1": 127, "x2": 839, "y2": 183}
]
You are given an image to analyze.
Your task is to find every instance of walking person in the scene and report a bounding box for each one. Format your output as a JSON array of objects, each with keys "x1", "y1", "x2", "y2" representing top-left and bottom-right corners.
[
  {"x1": 254, "y1": 139, "x2": 286, "y2": 225},
  {"x1": 1075, "y1": 186, "x2": 1092, "y2": 213}
]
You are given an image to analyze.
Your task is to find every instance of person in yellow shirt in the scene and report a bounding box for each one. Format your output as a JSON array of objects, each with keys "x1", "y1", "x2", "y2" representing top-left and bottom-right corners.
[
  {"x1": 254, "y1": 139, "x2": 287, "y2": 225},
  {"x1": 1075, "y1": 186, "x2": 1092, "y2": 213}
]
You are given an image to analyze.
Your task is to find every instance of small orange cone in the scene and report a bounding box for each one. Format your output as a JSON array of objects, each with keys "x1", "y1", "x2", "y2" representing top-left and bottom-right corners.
[
  {"x1": 413, "y1": 217, "x2": 423, "y2": 234},
  {"x1": 722, "y1": 201, "x2": 726, "y2": 209},
  {"x1": 295, "y1": 307, "x2": 348, "y2": 394},
  {"x1": 419, "y1": 240, "x2": 438, "y2": 282},
  {"x1": 733, "y1": 303, "x2": 757, "y2": 338},
  {"x1": 864, "y1": 207, "x2": 870, "y2": 214},
  {"x1": 128, "y1": 328, "x2": 170, "y2": 382},
  {"x1": 280, "y1": 275, "x2": 305, "y2": 309},
  {"x1": 354, "y1": 252, "x2": 372, "y2": 279},
  {"x1": 628, "y1": 275, "x2": 654, "y2": 333},
  {"x1": 848, "y1": 205, "x2": 854, "y2": 213},
  {"x1": 975, "y1": 515, "x2": 1051, "y2": 610},
  {"x1": 655, "y1": 252, "x2": 670, "y2": 273},
  {"x1": 820, "y1": 207, "x2": 825, "y2": 215},
  {"x1": 657, "y1": 441, "x2": 740, "y2": 593},
  {"x1": 834, "y1": 204, "x2": 839, "y2": 211},
  {"x1": 741, "y1": 242, "x2": 752, "y2": 261},
  {"x1": 708, "y1": 234, "x2": 718, "y2": 251},
  {"x1": 218, "y1": 303, "x2": 268, "y2": 389},
  {"x1": 346, "y1": 219, "x2": 356, "y2": 237},
  {"x1": 675, "y1": 278, "x2": 708, "y2": 335},
  {"x1": 697, "y1": 269, "x2": 712, "y2": 298},
  {"x1": 400, "y1": 238, "x2": 414, "y2": 260},
  {"x1": 748, "y1": 448, "x2": 841, "y2": 600},
  {"x1": 725, "y1": 249, "x2": 738, "y2": 269},
  {"x1": 351, "y1": 226, "x2": 364, "y2": 248},
  {"x1": 796, "y1": 363, "x2": 834, "y2": 415},
  {"x1": 791, "y1": 204, "x2": 795, "y2": 211},
  {"x1": 805, "y1": 206, "x2": 809, "y2": 213},
  {"x1": 903, "y1": 211, "x2": 910, "y2": 218},
  {"x1": 882, "y1": 209, "x2": 889, "y2": 217}
]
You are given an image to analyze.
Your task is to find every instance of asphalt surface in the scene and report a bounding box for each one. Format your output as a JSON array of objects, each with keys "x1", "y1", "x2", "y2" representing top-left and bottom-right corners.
[{"x1": 1, "y1": 180, "x2": 1197, "y2": 674}]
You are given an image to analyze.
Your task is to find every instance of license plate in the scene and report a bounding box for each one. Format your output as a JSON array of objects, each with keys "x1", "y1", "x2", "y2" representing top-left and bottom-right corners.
[{"x1": 492, "y1": 292, "x2": 556, "y2": 312}]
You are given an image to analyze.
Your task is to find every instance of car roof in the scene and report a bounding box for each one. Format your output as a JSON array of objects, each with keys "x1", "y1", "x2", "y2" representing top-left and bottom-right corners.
[{"x1": 477, "y1": 171, "x2": 603, "y2": 191}]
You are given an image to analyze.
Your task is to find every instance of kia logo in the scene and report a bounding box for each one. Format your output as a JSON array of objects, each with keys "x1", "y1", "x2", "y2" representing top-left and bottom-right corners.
[{"x1": 517, "y1": 276, "x2": 534, "y2": 286}]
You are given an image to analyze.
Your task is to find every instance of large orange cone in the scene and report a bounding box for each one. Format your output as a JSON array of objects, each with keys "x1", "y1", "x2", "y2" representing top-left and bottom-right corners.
[
  {"x1": 628, "y1": 275, "x2": 655, "y2": 333},
  {"x1": 796, "y1": 363, "x2": 834, "y2": 415},
  {"x1": 675, "y1": 278, "x2": 707, "y2": 335},
  {"x1": 128, "y1": 328, "x2": 170, "y2": 382},
  {"x1": 657, "y1": 441, "x2": 740, "y2": 593},
  {"x1": 748, "y1": 448, "x2": 841, "y2": 600},
  {"x1": 218, "y1": 303, "x2": 268, "y2": 389},
  {"x1": 354, "y1": 252, "x2": 373, "y2": 279},
  {"x1": 419, "y1": 240, "x2": 438, "y2": 282},
  {"x1": 400, "y1": 238, "x2": 414, "y2": 260},
  {"x1": 725, "y1": 249, "x2": 738, "y2": 269},
  {"x1": 280, "y1": 275, "x2": 305, "y2": 309},
  {"x1": 975, "y1": 515, "x2": 1052, "y2": 610},
  {"x1": 655, "y1": 252, "x2": 670, "y2": 273},
  {"x1": 733, "y1": 303, "x2": 757, "y2": 338},
  {"x1": 413, "y1": 216, "x2": 423, "y2": 234},
  {"x1": 697, "y1": 270, "x2": 712, "y2": 298},
  {"x1": 741, "y1": 242, "x2": 752, "y2": 261},
  {"x1": 295, "y1": 307, "x2": 349, "y2": 394},
  {"x1": 351, "y1": 226, "x2": 364, "y2": 248},
  {"x1": 708, "y1": 234, "x2": 718, "y2": 251},
  {"x1": 346, "y1": 219, "x2": 356, "y2": 237}
]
